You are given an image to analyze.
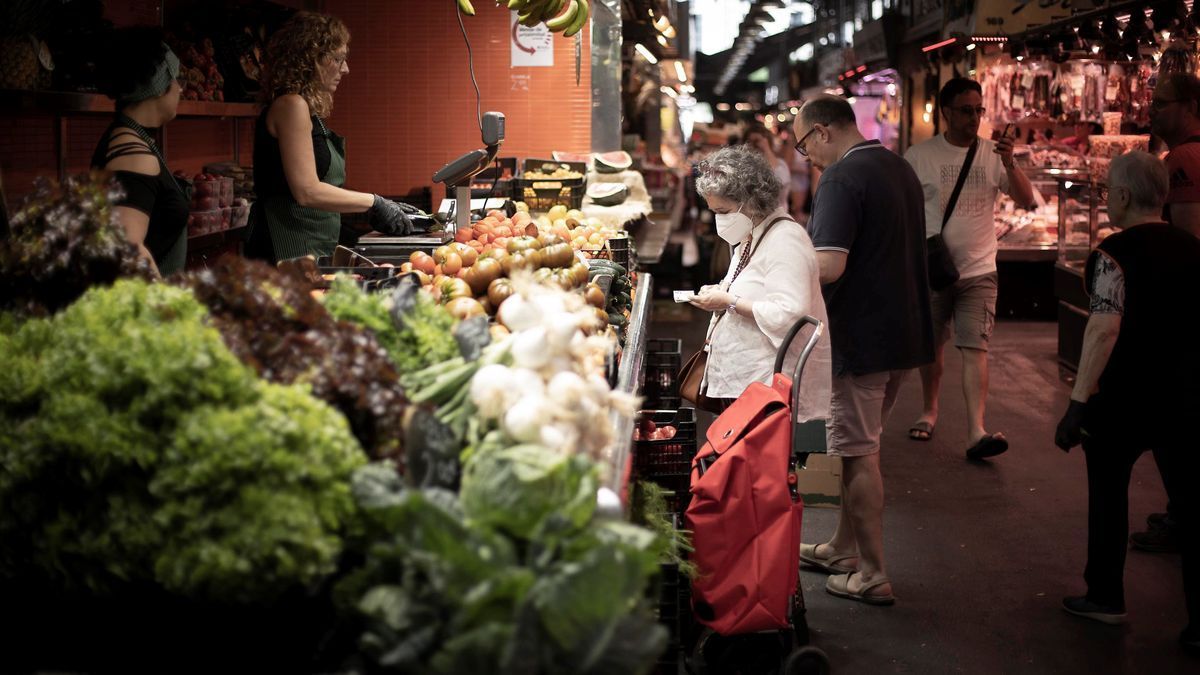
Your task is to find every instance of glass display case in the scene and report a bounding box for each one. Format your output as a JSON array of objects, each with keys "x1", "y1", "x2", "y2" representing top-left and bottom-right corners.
[
  {"x1": 1056, "y1": 177, "x2": 1110, "y2": 272},
  {"x1": 995, "y1": 174, "x2": 1060, "y2": 259}
]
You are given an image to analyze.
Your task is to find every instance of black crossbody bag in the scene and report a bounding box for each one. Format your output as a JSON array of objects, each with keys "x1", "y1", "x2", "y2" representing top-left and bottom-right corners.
[{"x1": 927, "y1": 139, "x2": 978, "y2": 291}]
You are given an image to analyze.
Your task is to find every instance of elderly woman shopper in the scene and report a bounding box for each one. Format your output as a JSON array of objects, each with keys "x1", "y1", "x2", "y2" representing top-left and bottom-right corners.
[
  {"x1": 689, "y1": 145, "x2": 832, "y2": 418},
  {"x1": 91, "y1": 28, "x2": 188, "y2": 277},
  {"x1": 247, "y1": 11, "x2": 415, "y2": 262}
]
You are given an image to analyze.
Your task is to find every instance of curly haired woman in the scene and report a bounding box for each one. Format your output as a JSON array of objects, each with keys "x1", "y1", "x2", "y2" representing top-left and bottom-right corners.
[{"x1": 248, "y1": 11, "x2": 416, "y2": 262}]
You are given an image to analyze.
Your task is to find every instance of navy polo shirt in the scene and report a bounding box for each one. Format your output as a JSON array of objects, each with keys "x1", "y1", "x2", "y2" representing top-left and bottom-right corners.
[{"x1": 807, "y1": 140, "x2": 934, "y2": 376}]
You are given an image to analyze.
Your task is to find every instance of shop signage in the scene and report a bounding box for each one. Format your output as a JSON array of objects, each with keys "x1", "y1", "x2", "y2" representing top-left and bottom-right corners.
[
  {"x1": 854, "y1": 15, "x2": 902, "y2": 66},
  {"x1": 511, "y1": 12, "x2": 554, "y2": 67}
]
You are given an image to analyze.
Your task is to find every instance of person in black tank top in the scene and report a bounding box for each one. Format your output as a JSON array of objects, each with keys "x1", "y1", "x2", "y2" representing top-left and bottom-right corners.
[
  {"x1": 91, "y1": 27, "x2": 189, "y2": 277},
  {"x1": 247, "y1": 11, "x2": 416, "y2": 263},
  {"x1": 1055, "y1": 152, "x2": 1200, "y2": 650}
]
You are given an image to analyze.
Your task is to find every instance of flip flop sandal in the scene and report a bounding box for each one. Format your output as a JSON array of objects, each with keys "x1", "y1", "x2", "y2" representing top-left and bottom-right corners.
[
  {"x1": 800, "y1": 543, "x2": 858, "y2": 575},
  {"x1": 825, "y1": 573, "x2": 895, "y2": 606},
  {"x1": 908, "y1": 421, "x2": 934, "y2": 441},
  {"x1": 966, "y1": 433, "x2": 1009, "y2": 460}
]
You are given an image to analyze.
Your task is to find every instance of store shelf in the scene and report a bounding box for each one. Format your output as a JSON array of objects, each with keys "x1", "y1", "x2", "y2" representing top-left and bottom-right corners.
[
  {"x1": 188, "y1": 223, "x2": 248, "y2": 244},
  {"x1": 0, "y1": 89, "x2": 258, "y2": 118}
]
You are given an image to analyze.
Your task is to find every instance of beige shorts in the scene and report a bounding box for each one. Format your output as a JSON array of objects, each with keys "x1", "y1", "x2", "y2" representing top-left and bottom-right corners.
[
  {"x1": 930, "y1": 272, "x2": 998, "y2": 352},
  {"x1": 827, "y1": 370, "x2": 908, "y2": 457}
]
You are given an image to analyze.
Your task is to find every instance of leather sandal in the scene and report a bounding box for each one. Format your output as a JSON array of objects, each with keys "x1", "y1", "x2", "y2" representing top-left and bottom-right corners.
[
  {"x1": 800, "y1": 543, "x2": 858, "y2": 575},
  {"x1": 825, "y1": 572, "x2": 895, "y2": 606}
]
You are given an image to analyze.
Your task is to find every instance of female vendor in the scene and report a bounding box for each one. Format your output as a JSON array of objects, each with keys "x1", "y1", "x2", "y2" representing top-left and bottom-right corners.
[
  {"x1": 249, "y1": 11, "x2": 414, "y2": 262},
  {"x1": 92, "y1": 28, "x2": 188, "y2": 276}
]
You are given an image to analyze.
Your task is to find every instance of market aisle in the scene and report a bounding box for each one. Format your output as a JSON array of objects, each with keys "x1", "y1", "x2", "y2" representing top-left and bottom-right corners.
[{"x1": 651, "y1": 313, "x2": 1192, "y2": 674}]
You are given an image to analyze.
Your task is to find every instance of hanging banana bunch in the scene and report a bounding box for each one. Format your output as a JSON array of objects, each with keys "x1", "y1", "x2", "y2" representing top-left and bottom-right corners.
[{"x1": 453, "y1": 0, "x2": 590, "y2": 38}]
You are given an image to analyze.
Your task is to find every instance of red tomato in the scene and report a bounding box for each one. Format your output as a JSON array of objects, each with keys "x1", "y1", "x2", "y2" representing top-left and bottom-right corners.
[
  {"x1": 409, "y1": 251, "x2": 436, "y2": 275},
  {"x1": 454, "y1": 228, "x2": 474, "y2": 244},
  {"x1": 442, "y1": 252, "x2": 463, "y2": 275}
]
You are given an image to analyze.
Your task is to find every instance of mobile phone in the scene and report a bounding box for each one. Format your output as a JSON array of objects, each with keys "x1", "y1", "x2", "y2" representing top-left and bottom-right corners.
[{"x1": 993, "y1": 123, "x2": 1015, "y2": 142}]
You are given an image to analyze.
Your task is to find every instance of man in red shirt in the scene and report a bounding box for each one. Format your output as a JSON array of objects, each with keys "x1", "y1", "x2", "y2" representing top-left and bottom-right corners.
[{"x1": 1155, "y1": 73, "x2": 1200, "y2": 235}]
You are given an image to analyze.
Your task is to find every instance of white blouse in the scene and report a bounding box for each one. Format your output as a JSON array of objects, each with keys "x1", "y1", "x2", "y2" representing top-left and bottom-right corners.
[{"x1": 703, "y1": 208, "x2": 833, "y2": 423}]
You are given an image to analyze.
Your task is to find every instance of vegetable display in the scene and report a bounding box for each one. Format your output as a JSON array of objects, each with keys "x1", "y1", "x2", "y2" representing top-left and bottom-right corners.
[
  {"x1": 178, "y1": 257, "x2": 410, "y2": 465},
  {"x1": 0, "y1": 280, "x2": 365, "y2": 603},
  {"x1": 0, "y1": 172, "x2": 149, "y2": 317}
]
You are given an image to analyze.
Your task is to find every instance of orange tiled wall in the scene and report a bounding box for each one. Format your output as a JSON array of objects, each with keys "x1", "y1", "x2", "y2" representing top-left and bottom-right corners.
[{"x1": 323, "y1": 0, "x2": 592, "y2": 200}]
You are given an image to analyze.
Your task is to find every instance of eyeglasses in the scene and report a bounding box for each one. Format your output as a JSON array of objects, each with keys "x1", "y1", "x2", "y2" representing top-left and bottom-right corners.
[
  {"x1": 328, "y1": 53, "x2": 348, "y2": 67},
  {"x1": 794, "y1": 127, "x2": 817, "y2": 157},
  {"x1": 948, "y1": 105, "x2": 986, "y2": 117}
]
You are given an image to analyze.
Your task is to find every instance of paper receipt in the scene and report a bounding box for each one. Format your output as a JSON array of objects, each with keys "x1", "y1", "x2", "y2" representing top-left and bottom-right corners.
[{"x1": 673, "y1": 290, "x2": 697, "y2": 303}]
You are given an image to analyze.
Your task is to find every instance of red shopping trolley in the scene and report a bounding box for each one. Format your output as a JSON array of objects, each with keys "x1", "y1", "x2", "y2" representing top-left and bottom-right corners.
[{"x1": 685, "y1": 316, "x2": 831, "y2": 675}]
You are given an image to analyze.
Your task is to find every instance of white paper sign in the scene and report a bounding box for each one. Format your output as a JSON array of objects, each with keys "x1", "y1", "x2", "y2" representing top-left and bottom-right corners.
[{"x1": 511, "y1": 12, "x2": 553, "y2": 67}]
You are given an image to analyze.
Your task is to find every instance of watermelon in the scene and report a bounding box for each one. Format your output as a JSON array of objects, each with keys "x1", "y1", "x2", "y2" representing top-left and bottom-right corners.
[
  {"x1": 587, "y1": 182, "x2": 629, "y2": 206},
  {"x1": 593, "y1": 151, "x2": 633, "y2": 173},
  {"x1": 552, "y1": 151, "x2": 592, "y2": 163}
]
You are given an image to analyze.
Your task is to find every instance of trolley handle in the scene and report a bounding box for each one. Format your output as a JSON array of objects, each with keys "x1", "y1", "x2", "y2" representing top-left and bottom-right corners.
[
  {"x1": 772, "y1": 316, "x2": 828, "y2": 459},
  {"x1": 772, "y1": 315, "x2": 823, "y2": 375}
]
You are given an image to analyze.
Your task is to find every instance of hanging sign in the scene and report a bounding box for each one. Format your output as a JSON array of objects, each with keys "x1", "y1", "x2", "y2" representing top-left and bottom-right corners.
[{"x1": 511, "y1": 12, "x2": 554, "y2": 67}]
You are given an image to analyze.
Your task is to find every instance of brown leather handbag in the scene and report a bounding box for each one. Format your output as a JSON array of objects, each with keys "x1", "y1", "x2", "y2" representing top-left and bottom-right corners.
[{"x1": 679, "y1": 217, "x2": 787, "y2": 412}]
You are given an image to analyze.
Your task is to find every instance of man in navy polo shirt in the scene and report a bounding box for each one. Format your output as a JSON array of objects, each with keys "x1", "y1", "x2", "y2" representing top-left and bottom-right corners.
[{"x1": 794, "y1": 95, "x2": 934, "y2": 606}]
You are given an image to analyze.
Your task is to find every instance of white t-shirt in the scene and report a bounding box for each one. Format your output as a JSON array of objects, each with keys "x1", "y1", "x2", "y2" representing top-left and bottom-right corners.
[
  {"x1": 703, "y1": 208, "x2": 832, "y2": 422},
  {"x1": 904, "y1": 134, "x2": 1011, "y2": 279}
]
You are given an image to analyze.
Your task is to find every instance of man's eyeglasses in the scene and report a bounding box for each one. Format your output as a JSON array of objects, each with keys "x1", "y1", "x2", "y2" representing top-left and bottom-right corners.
[
  {"x1": 949, "y1": 105, "x2": 986, "y2": 117},
  {"x1": 794, "y1": 127, "x2": 817, "y2": 157}
]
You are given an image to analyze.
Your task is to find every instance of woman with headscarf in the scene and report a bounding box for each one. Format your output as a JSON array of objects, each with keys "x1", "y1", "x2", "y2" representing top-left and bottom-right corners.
[
  {"x1": 247, "y1": 11, "x2": 414, "y2": 262},
  {"x1": 91, "y1": 27, "x2": 188, "y2": 276}
]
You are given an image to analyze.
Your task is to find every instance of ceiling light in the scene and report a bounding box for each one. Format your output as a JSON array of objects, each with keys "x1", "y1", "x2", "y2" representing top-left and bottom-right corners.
[
  {"x1": 717, "y1": 102, "x2": 731, "y2": 111},
  {"x1": 660, "y1": 86, "x2": 678, "y2": 99},
  {"x1": 657, "y1": 35, "x2": 668, "y2": 46},
  {"x1": 675, "y1": 61, "x2": 687, "y2": 82},
  {"x1": 634, "y1": 43, "x2": 658, "y2": 64},
  {"x1": 966, "y1": 43, "x2": 976, "y2": 50},
  {"x1": 777, "y1": 113, "x2": 786, "y2": 122}
]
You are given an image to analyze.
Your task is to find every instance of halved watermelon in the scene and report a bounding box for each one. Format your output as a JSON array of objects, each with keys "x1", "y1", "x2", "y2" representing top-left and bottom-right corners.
[
  {"x1": 587, "y1": 182, "x2": 629, "y2": 206},
  {"x1": 593, "y1": 151, "x2": 633, "y2": 173},
  {"x1": 552, "y1": 151, "x2": 592, "y2": 163}
]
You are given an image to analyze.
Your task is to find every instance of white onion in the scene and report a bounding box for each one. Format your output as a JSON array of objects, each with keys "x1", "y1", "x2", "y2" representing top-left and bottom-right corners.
[
  {"x1": 512, "y1": 326, "x2": 552, "y2": 370},
  {"x1": 498, "y1": 294, "x2": 539, "y2": 332},
  {"x1": 470, "y1": 364, "x2": 515, "y2": 419},
  {"x1": 503, "y1": 395, "x2": 546, "y2": 443},
  {"x1": 547, "y1": 370, "x2": 588, "y2": 409}
]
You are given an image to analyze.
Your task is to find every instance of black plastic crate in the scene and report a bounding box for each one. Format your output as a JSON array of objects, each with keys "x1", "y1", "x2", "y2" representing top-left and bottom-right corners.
[
  {"x1": 633, "y1": 408, "x2": 698, "y2": 517},
  {"x1": 644, "y1": 348, "x2": 683, "y2": 410},
  {"x1": 470, "y1": 157, "x2": 518, "y2": 199},
  {"x1": 514, "y1": 158, "x2": 587, "y2": 211},
  {"x1": 654, "y1": 562, "x2": 686, "y2": 675}
]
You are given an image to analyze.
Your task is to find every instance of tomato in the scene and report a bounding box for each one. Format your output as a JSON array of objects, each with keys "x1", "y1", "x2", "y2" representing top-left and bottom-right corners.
[
  {"x1": 570, "y1": 261, "x2": 589, "y2": 286},
  {"x1": 399, "y1": 262, "x2": 414, "y2": 273},
  {"x1": 442, "y1": 252, "x2": 463, "y2": 275},
  {"x1": 409, "y1": 251, "x2": 436, "y2": 275},
  {"x1": 433, "y1": 264, "x2": 443, "y2": 276},
  {"x1": 506, "y1": 236, "x2": 542, "y2": 254},
  {"x1": 464, "y1": 257, "x2": 502, "y2": 295},
  {"x1": 486, "y1": 209, "x2": 506, "y2": 220},
  {"x1": 445, "y1": 296, "x2": 486, "y2": 320},
  {"x1": 454, "y1": 228, "x2": 474, "y2": 244},
  {"x1": 493, "y1": 236, "x2": 510, "y2": 249},
  {"x1": 477, "y1": 233, "x2": 491, "y2": 245},
  {"x1": 433, "y1": 245, "x2": 454, "y2": 265},
  {"x1": 439, "y1": 277, "x2": 472, "y2": 303},
  {"x1": 450, "y1": 242, "x2": 478, "y2": 267},
  {"x1": 495, "y1": 225, "x2": 513, "y2": 238},
  {"x1": 487, "y1": 278, "x2": 514, "y2": 307},
  {"x1": 413, "y1": 270, "x2": 431, "y2": 286}
]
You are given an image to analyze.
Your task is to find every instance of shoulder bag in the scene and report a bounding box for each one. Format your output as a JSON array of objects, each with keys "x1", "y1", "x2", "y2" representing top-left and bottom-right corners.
[
  {"x1": 680, "y1": 216, "x2": 788, "y2": 411},
  {"x1": 927, "y1": 139, "x2": 978, "y2": 291}
]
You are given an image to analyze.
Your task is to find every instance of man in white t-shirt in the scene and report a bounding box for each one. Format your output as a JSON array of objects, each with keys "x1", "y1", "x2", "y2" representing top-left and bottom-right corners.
[{"x1": 903, "y1": 78, "x2": 1036, "y2": 461}]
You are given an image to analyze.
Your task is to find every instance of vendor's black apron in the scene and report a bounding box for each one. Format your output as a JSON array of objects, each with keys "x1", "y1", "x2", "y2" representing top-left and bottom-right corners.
[{"x1": 255, "y1": 116, "x2": 346, "y2": 261}]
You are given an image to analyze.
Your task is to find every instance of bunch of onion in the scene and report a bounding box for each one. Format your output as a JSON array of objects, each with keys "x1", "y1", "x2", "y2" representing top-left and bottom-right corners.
[{"x1": 470, "y1": 273, "x2": 638, "y2": 462}]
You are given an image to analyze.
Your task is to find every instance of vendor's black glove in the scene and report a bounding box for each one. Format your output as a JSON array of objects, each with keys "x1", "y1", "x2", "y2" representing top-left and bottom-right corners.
[
  {"x1": 367, "y1": 194, "x2": 414, "y2": 235},
  {"x1": 1055, "y1": 399, "x2": 1088, "y2": 452},
  {"x1": 395, "y1": 201, "x2": 422, "y2": 215}
]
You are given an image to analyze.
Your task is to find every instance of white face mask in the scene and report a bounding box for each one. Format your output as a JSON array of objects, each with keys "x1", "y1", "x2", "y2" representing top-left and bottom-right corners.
[{"x1": 715, "y1": 204, "x2": 754, "y2": 245}]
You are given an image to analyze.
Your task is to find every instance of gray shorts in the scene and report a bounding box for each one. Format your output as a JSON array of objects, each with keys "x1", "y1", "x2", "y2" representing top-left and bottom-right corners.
[
  {"x1": 827, "y1": 370, "x2": 908, "y2": 458},
  {"x1": 930, "y1": 272, "x2": 998, "y2": 351}
]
